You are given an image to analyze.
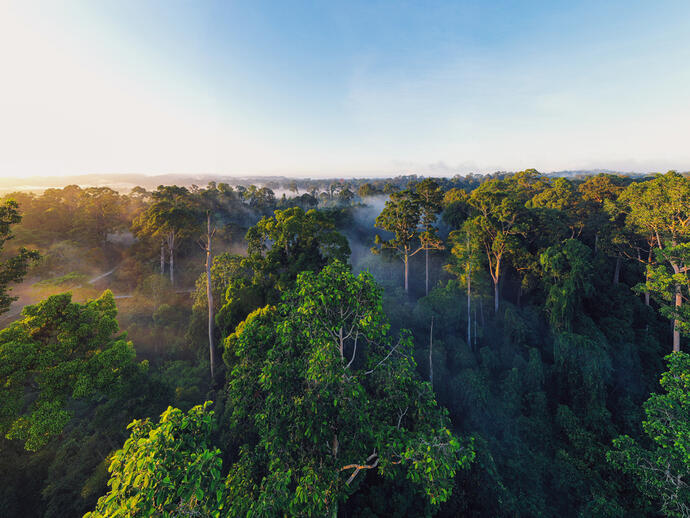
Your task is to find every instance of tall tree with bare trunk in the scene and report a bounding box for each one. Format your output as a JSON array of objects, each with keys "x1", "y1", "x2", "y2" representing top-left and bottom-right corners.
[
  {"x1": 415, "y1": 179, "x2": 445, "y2": 296},
  {"x1": 197, "y1": 211, "x2": 216, "y2": 381},
  {"x1": 466, "y1": 174, "x2": 533, "y2": 313},
  {"x1": 133, "y1": 186, "x2": 199, "y2": 287},
  {"x1": 622, "y1": 172, "x2": 690, "y2": 351}
]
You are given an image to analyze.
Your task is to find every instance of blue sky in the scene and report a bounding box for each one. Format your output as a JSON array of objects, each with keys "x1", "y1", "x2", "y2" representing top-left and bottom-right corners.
[{"x1": 1, "y1": 1, "x2": 689, "y2": 177}]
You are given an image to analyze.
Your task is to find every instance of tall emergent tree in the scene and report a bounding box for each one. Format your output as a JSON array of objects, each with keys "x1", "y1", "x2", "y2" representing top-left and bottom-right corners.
[
  {"x1": 415, "y1": 179, "x2": 445, "y2": 296},
  {"x1": 622, "y1": 172, "x2": 690, "y2": 351},
  {"x1": 643, "y1": 243, "x2": 690, "y2": 344},
  {"x1": 467, "y1": 175, "x2": 530, "y2": 312},
  {"x1": 200, "y1": 211, "x2": 217, "y2": 381},
  {"x1": 374, "y1": 189, "x2": 426, "y2": 293},
  {"x1": 224, "y1": 261, "x2": 474, "y2": 516},
  {"x1": 133, "y1": 186, "x2": 199, "y2": 286},
  {"x1": 446, "y1": 221, "x2": 484, "y2": 349},
  {"x1": 76, "y1": 187, "x2": 127, "y2": 249}
]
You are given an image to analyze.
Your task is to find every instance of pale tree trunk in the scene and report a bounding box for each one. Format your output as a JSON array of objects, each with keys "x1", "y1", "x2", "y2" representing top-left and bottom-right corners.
[
  {"x1": 671, "y1": 285, "x2": 681, "y2": 353},
  {"x1": 205, "y1": 213, "x2": 215, "y2": 381},
  {"x1": 663, "y1": 235, "x2": 682, "y2": 352},
  {"x1": 168, "y1": 232, "x2": 175, "y2": 286},
  {"x1": 474, "y1": 307, "x2": 478, "y2": 349},
  {"x1": 467, "y1": 261, "x2": 471, "y2": 349},
  {"x1": 404, "y1": 251, "x2": 409, "y2": 293},
  {"x1": 479, "y1": 297, "x2": 485, "y2": 327},
  {"x1": 425, "y1": 249, "x2": 429, "y2": 296},
  {"x1": 493, "y1": 280, "x2": 499, "y2": 314},
  {"x1": 429, "y1": 316, "x2": 434, "y2": 386},
  {"x1": 160, "y1": 241, "x2": 165, "y2": 274},
  {"x1": 671, "y1": 259, "x2": 682, "y2": 352},
  {"x1": 492, "y1": 257, "x2": 501, "y2": 313}
]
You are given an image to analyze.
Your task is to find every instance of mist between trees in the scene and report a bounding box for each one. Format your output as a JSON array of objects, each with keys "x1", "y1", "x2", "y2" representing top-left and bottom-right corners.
[{"x1": 1, "y1": 170, "x2": 690, "y2": 517}]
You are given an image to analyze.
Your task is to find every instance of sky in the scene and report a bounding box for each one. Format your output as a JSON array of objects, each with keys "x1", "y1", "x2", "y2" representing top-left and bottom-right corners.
[{"x1": 1, "y1": 0, "x2": 689, "y2": 178}]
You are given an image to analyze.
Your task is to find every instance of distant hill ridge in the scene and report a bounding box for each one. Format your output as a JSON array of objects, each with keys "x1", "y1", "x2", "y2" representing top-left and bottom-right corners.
[{"x1": 0, "y1": 169, "x2": 672, "y2": 193}]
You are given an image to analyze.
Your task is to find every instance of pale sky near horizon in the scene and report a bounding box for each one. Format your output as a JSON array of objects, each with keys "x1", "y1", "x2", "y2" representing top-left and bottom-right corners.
[{"x1": 1, "y1": 1, "x2": 689, "y2": 178}]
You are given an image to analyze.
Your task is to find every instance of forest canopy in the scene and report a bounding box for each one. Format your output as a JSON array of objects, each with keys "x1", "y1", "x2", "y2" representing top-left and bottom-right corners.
[{"x1": 0, "y1": 170, "x2": 689, "y2": 517}]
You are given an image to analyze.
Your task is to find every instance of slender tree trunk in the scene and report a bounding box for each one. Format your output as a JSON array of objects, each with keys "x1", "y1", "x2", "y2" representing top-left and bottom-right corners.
[
  {"x1": 673, "y1": 287, "x2": 681, "y2": 352},
  {"x1": 205, "y1": 213, "x2": 215, "y2": 381},
  {"x1": 429, "y1": 316, "x2": 434, "y2": 386},
  {"x1": 493, "y1": 259, "x2": 501, "y2": 313},
  {"x1": 168, "y1": 232, "x2": 175, "y2": 286},
  {"x1": 671, "y1": 259, "x2": 682, "y2": 352},
  {"x1": 613, "y1": 255, "x2": 621, "y2": 285},
  {"x1": 160, "y1": 241, "x2": 165, "y2": 274},
  {"x1": 655, "y1": 232, "x2": 681, "y2": 351},
  {"x1": 474, "y1": 307, "x2": 478, "y2": 348},
  {"x1": 494, "y1": 281, "x2": 499, "y2": 313},
  {"x1": 479, "y1": 297, "x2": 485, "y2": 327},
  {"x1": 425, "y1": 249, "x2": 429, "y2": 296},
  {"x1": 467, "y1": 261, "x2": 471, "y2": 349},
  {"x1": 404, "y1": 252, "x2": 409, "y2": 293}
]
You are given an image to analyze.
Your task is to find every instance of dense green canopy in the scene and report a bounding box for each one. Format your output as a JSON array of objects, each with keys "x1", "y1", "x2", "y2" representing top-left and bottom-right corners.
[{"x1": 1, "y1": 172, "x2": 690, "y2": 517}]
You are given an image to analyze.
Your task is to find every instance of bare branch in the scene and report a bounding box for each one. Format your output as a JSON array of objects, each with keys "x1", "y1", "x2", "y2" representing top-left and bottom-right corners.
[
  {"x1": 396, "y1": 406, "x2": 408, "y2": 429},
  {"x1": 345, "y1": 331, "x2": 359, "y2": 370},
  {"x1": 364, "y1": 338, "x2": 403, "y2": 375}
]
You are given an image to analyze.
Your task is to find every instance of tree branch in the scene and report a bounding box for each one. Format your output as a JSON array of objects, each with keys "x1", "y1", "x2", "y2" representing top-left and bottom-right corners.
[{"x1": 340, "y1": 452, "x2": 379, "y2": 485}]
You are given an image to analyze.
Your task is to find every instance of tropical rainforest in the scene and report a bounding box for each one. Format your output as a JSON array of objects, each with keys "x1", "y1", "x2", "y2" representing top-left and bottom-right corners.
[{"x1": 1, "y1": 170, "x2": 690, "y2": 517}]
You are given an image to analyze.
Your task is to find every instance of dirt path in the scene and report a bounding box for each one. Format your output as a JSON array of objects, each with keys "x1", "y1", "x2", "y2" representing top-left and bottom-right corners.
[{"x1": 0, "y1": 267, "x2": 197, "y2": 327}]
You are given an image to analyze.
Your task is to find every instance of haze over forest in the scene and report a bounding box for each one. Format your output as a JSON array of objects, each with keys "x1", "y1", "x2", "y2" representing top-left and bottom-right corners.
[{"x1": 0, "y1": 169, "x2": 688, "y2": 518}]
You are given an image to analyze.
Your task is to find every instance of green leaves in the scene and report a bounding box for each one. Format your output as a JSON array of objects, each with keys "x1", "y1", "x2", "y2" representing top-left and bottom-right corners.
[
  {"x1": 86, "y1": 402, "x2": 224, "y2": 518},
  {"x1": 133, "y1": 185, "x2": 200, "y2": 243},
  {"x1": 621, "y1": 171, "x2": 690, "y2": 247},
  {"x1": 217, "y1": 207, "x2": 350, "y2": 336},
  {"x1": 374, "y1": 188, "x2": 423, "y2": 257},
  {"x1": 540, "y1": 239, "x2": 595, "y2": 330},
  {"x1": 609, "y1": 352, "x2": 690, "y2": 517},
  {"x1": 0, "y1": 199, "x2": 39, "y2": 314},
  {"x1": 640, "y1": 244, "x2": 690, "y2": 337},
  {"x1": 224, "y1": 261, "x2": 473, "y2": 516},
  {"x1": 0, "y1": 290, "x2": 142, "y2": 451}
]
